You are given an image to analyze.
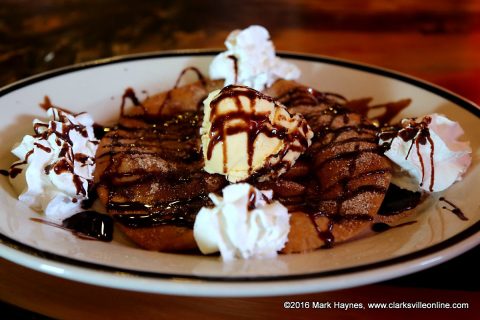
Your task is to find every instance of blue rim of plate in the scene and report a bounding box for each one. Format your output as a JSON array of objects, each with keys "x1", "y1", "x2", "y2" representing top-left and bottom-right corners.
[{"x1": 0, "y1": 50, "x2": 478, "y2": 282}]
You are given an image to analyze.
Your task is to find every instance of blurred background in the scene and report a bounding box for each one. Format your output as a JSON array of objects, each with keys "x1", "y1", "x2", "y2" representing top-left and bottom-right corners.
[{"x1": 1, "y1": 0, "x2": 479, "y2": 102}]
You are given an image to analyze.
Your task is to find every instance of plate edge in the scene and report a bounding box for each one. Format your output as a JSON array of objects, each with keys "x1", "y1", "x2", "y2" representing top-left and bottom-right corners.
[{"x1": 0, "y1": 49, "x2": 479, "y2": 284}]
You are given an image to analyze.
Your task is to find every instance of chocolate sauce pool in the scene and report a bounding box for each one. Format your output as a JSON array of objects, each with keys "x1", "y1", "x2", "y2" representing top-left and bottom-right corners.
[
  {"x1": 31, "y1": 211, "x2": 113, "y2": 242},
  {"x1": 372, "y1": 221, "x2": 417, "y2": 233},
  {"x1": 379, "y1": 184, "x2": 422, "y2": 216}
]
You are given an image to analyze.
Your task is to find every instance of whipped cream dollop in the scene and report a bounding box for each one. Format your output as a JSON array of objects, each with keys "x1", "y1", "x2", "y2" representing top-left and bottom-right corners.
[
  {"x1": 379, "y1": 113, "x2": 471, "y2": 192},
  {"x1": 8, "y1": 107, "x2": 98, "y2": 220},
  {"x1": 209, "y1": 25, "x2": 301, "y2": 90},
  {"x1": 201, "y1": 85, "x2": 313, "y2": 182},
  {"x1": 193, "y1": 183, "x2": 290, "y2": 261}
]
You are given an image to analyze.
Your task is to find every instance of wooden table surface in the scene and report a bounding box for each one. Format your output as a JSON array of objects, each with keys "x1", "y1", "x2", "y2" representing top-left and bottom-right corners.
[{"x1": 0, "y1": 0, "x2": 479, "y2": 319}]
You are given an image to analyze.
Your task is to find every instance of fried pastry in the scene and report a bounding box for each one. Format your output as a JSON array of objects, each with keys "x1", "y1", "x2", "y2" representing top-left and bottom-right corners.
[
  {"x1": 95, "y1": 79, "x2": 225, "y2": 251},
  {"x1": 95, "y1": 77, "x2": 417, "y2": 254},
  {"x1": 263, "y1": 80, "x2": 394, "y2": 253}
]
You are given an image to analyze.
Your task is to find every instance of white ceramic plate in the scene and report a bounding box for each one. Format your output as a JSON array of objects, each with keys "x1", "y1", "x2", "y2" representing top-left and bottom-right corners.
[{"x1": 0, "y1": 51, "x2": 479, "y2": 297}]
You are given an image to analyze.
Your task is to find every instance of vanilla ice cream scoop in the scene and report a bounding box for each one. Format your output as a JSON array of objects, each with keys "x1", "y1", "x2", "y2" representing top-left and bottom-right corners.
[
  {"x1": 209, "y1": 25, "x2": 300, "y2": 90},
  {"x1": 379, "y1": 113, "x2": 471, "y2": 192},
  {"x1": 7, "y1": 107, "x2": 98, "y2": 220},
  {"x1": 193, "y1": 183, "x2": 290, "y2": 261},
  {"x1": 200, "y1": 85, "x2": 313, "y2": 183}
]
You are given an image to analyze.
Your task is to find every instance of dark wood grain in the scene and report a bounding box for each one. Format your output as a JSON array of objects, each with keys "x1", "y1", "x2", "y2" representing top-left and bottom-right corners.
[{"x1": 1, "y1": 0, "x2": 479, "y2": 103}]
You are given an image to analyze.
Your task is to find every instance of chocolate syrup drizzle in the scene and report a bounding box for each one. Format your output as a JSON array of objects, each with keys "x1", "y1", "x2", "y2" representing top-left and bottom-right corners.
[
  {"x1": 343, "y1": 98, "x2": 411, "y2": 125},
  {"x1": 276, "y1": 86, "x2": 347, "y2": 108},
  {"x1": 175, "y1": 66, "x2": 207, "y2": 88},
  {"x1": 96, "y1": 69, "x2": 226, "y2": 229},
  {"x1": 379, "y1": 116, "x2": 436, "y2": 192},
  {"x1": 98, "y1": 109, "x2": 217, "y2": 228},
  {"x1": 120, "y1": 87, "x2": 143, "y2": 118},
  {"x1": 246, "y1": 186, "x2": 272, "y2": 210},
  {"x1": 206, "y1": 85, "x2": 310, "y2": 177},
  {"x1": 265, "y1": 86, "x2": 398, "y2": 247},
  {"x1": 227, "y1": 55, "x2": 239, "y2": 84},
  {"x1": 3, "y1": 102, "x2": 95, "y2": 197},
  {"x1": 112, "y1": 196, "x2": 210, "y2": 228},
  {"x1": 120, "y1": 67, "x2": 207, "y2": 118},
  {"x1": 439, "y1": 197, "x2": 468, "y2": 221}
]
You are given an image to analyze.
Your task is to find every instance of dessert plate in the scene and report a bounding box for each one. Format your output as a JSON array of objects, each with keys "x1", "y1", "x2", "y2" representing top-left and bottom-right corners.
[{"x1": 0, "y1": 51, "x2": 478, "y2": 297}]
